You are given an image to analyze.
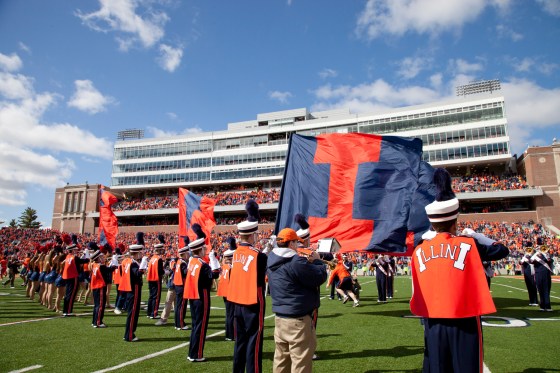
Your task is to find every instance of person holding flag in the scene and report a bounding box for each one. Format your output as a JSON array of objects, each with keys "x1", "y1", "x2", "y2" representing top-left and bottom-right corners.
[
  {"x1": 183, "y1": 224, "x2": 221, "y2": 362},
  {"x1": 410, "y1": 168, "x2": 509, "y2": 372},
  {"x1": 146, "y1": 234, "x2": 166, "y2": 319},
  {"x1": 228, "y1": 200, "x2": 268, "y2": 373}
]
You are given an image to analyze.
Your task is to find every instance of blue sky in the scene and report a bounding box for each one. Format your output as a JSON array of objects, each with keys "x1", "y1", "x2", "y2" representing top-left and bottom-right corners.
[{"x1": 0, "y1": 0, "x2": 559, "y2": 227}]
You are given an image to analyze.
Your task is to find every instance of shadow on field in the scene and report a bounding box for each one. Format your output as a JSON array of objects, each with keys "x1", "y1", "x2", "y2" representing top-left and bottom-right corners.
[
  {"x1": 365, "y1": 369, "x2": 421, "y2": 373},
  {"x1": 512, "y1": 369, "x2": 560, "y2": 373},
  {"x1": 137, "y1": 337, "x2": 186, "y2": 342},
  {"x1": 207, "y1": 351, "x2": 274, "y2": 363},
  {"x1": 317, "y1": 345, "x2": 423, "y2": 361}
]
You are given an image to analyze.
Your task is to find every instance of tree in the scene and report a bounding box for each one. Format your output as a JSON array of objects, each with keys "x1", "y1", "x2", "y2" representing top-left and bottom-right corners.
[
  {"x1": 9, "y1": 219, "x2": 17, "y2": 228},
  {"x1": 18, "y1": 207, "x2": 41, "y2": 229}
]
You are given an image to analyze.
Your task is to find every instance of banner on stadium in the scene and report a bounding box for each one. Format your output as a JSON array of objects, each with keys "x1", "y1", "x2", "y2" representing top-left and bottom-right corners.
[
  {"x1": 98, "y1": 185, "x2": 118, "y2": 249},
  {"x1": 275, "y1": 133, "x2": 435, "y2": 255},
  {"x1": 178, "y1": 188, "x2": 216, "y2": 247}
]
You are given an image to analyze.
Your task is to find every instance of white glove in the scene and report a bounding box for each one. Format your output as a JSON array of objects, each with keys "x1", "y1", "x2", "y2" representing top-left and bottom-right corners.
[
  {"x1": 109, "y1": 255, "x2": 119, "y2": 267},
  {"x1": 139, "y1": 256, "x2": 149, "y2": 271},
  {"x1": 208, "y1": 251, "x2": 221, "y2": 271},
  {"x1": 462, "y1": 228, "x2": 496, "y2": 246},
  {"x1": 83, "y1": 250, "x2": 91, "y2": 259},
  {"x1": 421, "y1": 230, "x2": 437, "y2": 240}
]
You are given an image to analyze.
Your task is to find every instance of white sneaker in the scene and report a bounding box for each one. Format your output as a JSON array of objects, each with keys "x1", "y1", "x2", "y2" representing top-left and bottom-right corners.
[
  {"x1": 353, "y1": 301, "x2": 360, "y2": 307},
  {"x1": 155, "y1": 319, "x2": 167, "y2": 326},
  {"x1": 342, "y1": 296, "x2": 349, "y2": 304},
  {"x1": 187, "y1": 357, "x2": 206, "y2": 362},
  {"x1": 114, "y1": 308, "x2": 122, "y2": 315}
]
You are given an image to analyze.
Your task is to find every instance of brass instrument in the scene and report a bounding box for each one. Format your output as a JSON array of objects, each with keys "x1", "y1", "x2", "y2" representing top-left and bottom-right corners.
[{"x1": 321, "y1": 259, "x2": 337, "y2": 269}]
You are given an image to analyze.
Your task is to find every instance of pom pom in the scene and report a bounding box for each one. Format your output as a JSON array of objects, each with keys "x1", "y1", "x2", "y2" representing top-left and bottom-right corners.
[
  {"x1": 192, "y1": 223, "x2": 206, "y2": 240},
  {"x1": 433, "y1": 168, "x2": 455, "y2": 202},
  {"x1": 226, "y1": 236, "x2": 237, "y2": 250},
  {"x1": 62, "y1": 234, "x2": 72, "y2": 245},
  {"x1": 245, "y1": 199, "x2": 260, "y2": 222},
  {"x1": 117, "y1": 242, "x2": 126, "y2": 254},
  {"x1": 294, "y1": 213, "x2": 309, "y2": 230},
  {"x1": 136, "y1": 232, "x2": 145, "y2": 246},
  {"x1": 158, "y1": 234, "x2": 165, "y2": 244}
]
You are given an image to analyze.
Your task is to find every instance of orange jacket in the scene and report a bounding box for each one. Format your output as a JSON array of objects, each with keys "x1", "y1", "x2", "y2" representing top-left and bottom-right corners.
[
  {"x1": 410, "y1": 233, "x2": 496, "y2": 318},
  {"x1": 327, "y1": 262, "x2": 351, "y2": 286}
]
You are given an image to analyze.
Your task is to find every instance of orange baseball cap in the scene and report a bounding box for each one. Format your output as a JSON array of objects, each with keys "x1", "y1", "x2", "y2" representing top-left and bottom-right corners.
[{"x1": 276, "y1": 228, "x2": 304, "y2": 244}]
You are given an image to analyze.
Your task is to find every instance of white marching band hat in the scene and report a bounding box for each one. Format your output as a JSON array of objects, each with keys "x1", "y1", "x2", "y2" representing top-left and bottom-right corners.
[{"x1": 425, "y1": 168, "x2": 459, "y2": 223}]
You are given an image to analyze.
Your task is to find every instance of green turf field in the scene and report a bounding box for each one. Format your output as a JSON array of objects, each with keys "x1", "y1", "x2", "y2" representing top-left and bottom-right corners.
[{"x1": 1, "y1": 276, "x2": 558, "y2": 373}]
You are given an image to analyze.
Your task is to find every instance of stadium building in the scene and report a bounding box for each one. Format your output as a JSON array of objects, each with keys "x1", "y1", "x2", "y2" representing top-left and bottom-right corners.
[{"x1": 51, "y1": 86, "x2": 560, "y2": 236}]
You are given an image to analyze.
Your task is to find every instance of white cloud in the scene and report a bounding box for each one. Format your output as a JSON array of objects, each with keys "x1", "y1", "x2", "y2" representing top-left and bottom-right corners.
[
  {"x1": 450, "y1": 58, "x2": 484, "y2": 74},
  {"x1": 76, "y1": 0, "x2": 169, "y2": 50},
  {"x1": 496, "y1": 24, "x2": 523, "y2": 41},
  {"x1": 147, "y1": 125, "x2": 202, "y2": 137},
  {"x1": 0, "y1": 72, "x2": 34, "y2": 100},
  {"x1": 0, "y1": 52, "x2": 23, "y2": 72},
  {"x1": 18, "y1": 42, "x2": 31, "y2": 54},
  {"x1": 397, "y1": 57, "x2": 432, "y2": 79},
  {"x1": 318, "y1": 68, "x2": 338, "y2": 79},
  {"x1": 310, "y1": 76, "x2": 560, "y2": 156},
  {"x1": 67, "y1": 79, "x2": 115, "y2": 114},
  {"x1": 355, "y1": 0, "x2": 512, "y2": 39},
  {"x1": 268, "y1": 91, "x2": 293, "y2": 104},
  {"x1": 501, "y1": 78, "x2": 560, "y2": 153},
  {"x1": 508, "y1": 56, "x2": 559, "y2": 75},
  {"x1": 166, "y1": 112, "x2": 178, "y2": 120},
  {"x1": 536, "y1": 0, "x2": 560, "y2": 16},
  {"x1": 157, "y1": 44, "x2": 183, "y2": 72},
  {"x1": 0, "y1": 65, "x2": 113, "y2": 208}
]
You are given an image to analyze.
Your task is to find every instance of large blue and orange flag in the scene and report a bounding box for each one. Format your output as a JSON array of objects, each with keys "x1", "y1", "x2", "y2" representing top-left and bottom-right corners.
[
  {"x1": 178, "y1": 188, "x2": 216, "y2": 247},
  {"x1": 275, "y1": 133, "x2": 435, "y2": 255},
  {"x1": 98, "y1": 185, "x2": 118, "y2": 249}
]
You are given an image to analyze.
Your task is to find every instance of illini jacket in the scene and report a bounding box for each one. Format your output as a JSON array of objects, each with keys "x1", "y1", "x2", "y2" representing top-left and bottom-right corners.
[{"x1": 267, "y1": 247, "x2": 327, "y2": 318}]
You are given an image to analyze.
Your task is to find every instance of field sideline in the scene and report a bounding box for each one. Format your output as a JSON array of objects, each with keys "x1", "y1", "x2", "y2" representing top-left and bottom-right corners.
[{"x1": 1, "y1": 276, "x2": 558, "y2": 373}]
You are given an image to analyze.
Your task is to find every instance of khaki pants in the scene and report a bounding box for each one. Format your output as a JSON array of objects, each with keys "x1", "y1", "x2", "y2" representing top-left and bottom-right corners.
[
  {"x1": 160, "y1": 288, "x2": 176, "y2": 321},
  {"x1": 273, "y1": 315, "x2": 316, "y2": 373}
]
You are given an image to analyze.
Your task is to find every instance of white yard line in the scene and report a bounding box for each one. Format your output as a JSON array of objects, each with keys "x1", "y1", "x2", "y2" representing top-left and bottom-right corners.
[
  {"x1": 0, "y1": 312, "x2": 90, "y2": 327},
  {"x1": 493, "y1": 282, "x2": 560, "y2": 300},
  {"x1": 7, "y1": 365, "x2": 43, "y2": 373},
  {"x1": 483, "y1": 362, "x2": 492, "y2": 373},
  {"x1": 92, "y1": 313, "x2": 277, "y2": 373}
]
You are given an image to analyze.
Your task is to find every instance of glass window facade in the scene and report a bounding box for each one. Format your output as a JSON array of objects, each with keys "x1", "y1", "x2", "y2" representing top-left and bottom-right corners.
[
  {"x1": 423, "y1": 142, "x2": 509, "y2": 162},
  {"x1": 418, "y1": 125, "x2": 506, "y2": 146}
]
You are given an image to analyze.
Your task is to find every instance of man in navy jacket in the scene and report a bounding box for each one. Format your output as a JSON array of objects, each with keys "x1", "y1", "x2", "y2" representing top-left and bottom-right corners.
[{"x1": 267, "y1": 228, "x2": 327, "y2": 373}]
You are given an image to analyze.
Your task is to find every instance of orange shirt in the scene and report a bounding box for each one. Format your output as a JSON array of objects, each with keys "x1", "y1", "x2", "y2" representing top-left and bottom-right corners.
[
  {"x1": 146, "y1": 255, "x2": 161, "y2": 282},
  {"x1": 410, "y1": 233, "x2": 496, "y2": 318},
  {"x1": 173, "y1": 259, "x2": 186, "y2": 286},
  {"x1": 216, "y1": 263, "x2": 231, "y2": 298},
  {"x1": 228, "y1": 245, "x2": 259, "y2": 305},
  {"x1": 183, "y1": 257, "x2": 204, "y2": 300},
  {"x1": 62, "y1": 254, "x2": 78, "y2": 280},
  {"x1": 327, "y1": 263, "x2": 351, "y2": 286},
  {"x1": 90, "y1": 263, "x2": 106, "y2": 290},
  {"x1": 119, "y1": 258, "x2": 133, "y2": 292}
]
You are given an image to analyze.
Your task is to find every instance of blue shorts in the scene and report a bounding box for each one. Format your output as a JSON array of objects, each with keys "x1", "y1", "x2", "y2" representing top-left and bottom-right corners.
[
  {"x1": 55, "y1": 275, "x2": 65, "y2": 288},
  {"x1": 79, "y1": 272, "x2": 90, "y2": 284},
  {"x1": 45, "y1": 270, "x2": 57, "y2": 284},
  {"x1": 38, "y1": 271, "x2": 47, "y2": 282},
  {"x1": 337, "y1": 276, "x2": 354, "y2": 292},
  {"x1": 29, "y1": 271, "x2": 40, "y2": 282}
]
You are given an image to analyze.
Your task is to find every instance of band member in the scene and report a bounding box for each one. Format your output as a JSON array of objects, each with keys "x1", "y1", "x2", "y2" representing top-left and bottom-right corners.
[
  {"x1": 295, "y1": 213, "x2": 321, "y2": 360},
  {"x1": 387, "y1": 256, "x2": 396, "y2": 299},
  {"x1": 121, "y1": 232, "x2": 148, "y2": 341},
  {"x1": 374, "y1": 255, "x2": 388, "y2": 303},
  {"x1": 228, "y1": 200, "x2": 267, "y2": 373},
  {"x1": 531, "y1": 243, "x2": 553, "y2": 311},
  {"x1": 62, "y1": 235, "x2": 89, "y2": 316},
  {"x1": 89, "y1": 244, "x2": 115, "y2": 328},
  {"x1": 217, "y1": 237, "x2": 236, "y2": 341},
  {"x1": 146, "y1": 234, "x2": 166, "y2": 319},
  {"x1": 410, "y1": 168, "x2": 509, "y2": 373},
  {"x1": 521, "y1": 247, "x2": 538, "y2": 306},
  {"x1": 174, "y1": 237, "x2": 190, "y2": 330},
  {"x1": 184, "y1": 224, "x2": 221, "y2": 362}
]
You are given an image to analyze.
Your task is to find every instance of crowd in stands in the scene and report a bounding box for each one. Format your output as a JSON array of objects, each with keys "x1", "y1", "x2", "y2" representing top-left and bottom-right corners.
[
  {"x1": 109, "y1": 177, "x2": 533, "y2": 213},
  {"x1": 452, "y1": 174, "x2": 529, "y2": 193}
]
